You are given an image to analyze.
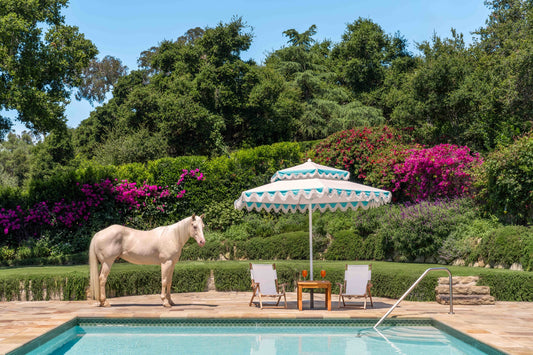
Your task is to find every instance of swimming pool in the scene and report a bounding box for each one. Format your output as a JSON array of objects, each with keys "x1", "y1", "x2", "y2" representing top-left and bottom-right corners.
[{"x1": 11, "y1": 318, "x2": 504, "y2": 355}]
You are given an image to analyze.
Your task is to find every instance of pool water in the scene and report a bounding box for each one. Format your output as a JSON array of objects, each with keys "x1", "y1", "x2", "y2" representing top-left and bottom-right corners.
[{"x1": 17, "y1": 319, "x2": 503, "y2": 355}]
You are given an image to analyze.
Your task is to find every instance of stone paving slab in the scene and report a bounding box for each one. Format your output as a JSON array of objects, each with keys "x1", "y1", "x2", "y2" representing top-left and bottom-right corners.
[{"x1": 0, "y1": 292, "x2": 531, "y2": 354}]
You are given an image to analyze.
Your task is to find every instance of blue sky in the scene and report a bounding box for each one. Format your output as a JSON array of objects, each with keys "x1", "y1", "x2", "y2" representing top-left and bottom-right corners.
[{"x1": 14, "y1": 0, "x2": 491, "y2": 132}]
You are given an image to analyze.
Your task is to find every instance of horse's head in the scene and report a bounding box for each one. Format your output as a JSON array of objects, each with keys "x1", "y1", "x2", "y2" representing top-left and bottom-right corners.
[{"x1": 190, "y1": 214, "x2": 206, "y2": 247}]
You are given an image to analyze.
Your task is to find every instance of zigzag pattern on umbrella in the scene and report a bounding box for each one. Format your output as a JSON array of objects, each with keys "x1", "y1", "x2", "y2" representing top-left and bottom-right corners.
[{"x1": 240, "y1": 200, "x2": 387, "y2": 213}]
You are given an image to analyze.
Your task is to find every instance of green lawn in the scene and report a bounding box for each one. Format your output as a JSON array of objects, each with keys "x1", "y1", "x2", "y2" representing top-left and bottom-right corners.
[
  {"x1": 0, "y1": 260, "x2": 533, "y2": 277},
  {"x1": 0, "y1": 260, "x2": 526, "y2": 278}
]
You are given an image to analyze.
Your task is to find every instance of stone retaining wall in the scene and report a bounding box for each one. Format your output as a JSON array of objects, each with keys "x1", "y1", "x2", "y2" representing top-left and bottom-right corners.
[{"x1": 435, "y1": 276, "x2": 495, "y2": 305}]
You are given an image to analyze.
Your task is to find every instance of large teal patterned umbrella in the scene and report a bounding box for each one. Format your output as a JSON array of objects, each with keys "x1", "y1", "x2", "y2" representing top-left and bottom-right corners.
[{"x1": 235, "y1": 159, "x2": 392, "y2": 279}]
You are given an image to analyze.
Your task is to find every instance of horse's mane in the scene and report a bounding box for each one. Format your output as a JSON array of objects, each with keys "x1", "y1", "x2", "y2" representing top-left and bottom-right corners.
[{"x1": 169, "y1": 216, "x2": 192, "y2": 244}]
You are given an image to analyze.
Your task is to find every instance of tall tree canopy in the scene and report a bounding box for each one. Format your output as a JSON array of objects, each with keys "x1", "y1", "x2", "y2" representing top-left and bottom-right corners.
[
  {"x1": 381, "y1": 0, "x2": 533, "y2": 150},
  {"x1": 44, "y1": 1, "x2": 533, "y2": 170},
  {"x1": 74, "y1": 17, "x2": 304, "y2": 162},
  {"x1": 0, "y1": 0, "x2": 97, "y2": 138}
]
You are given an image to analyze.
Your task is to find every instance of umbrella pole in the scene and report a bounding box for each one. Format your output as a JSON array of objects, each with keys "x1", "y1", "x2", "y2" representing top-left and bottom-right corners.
[{"x1": 309, "y1": 204, "x2": 314, "y2": 308}]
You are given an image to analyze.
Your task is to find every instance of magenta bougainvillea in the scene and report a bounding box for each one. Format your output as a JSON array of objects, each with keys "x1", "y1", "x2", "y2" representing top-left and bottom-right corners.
[
  {"x1": 392, "y1": 144, "x2": 483, "y2": 202},
  {"x1": 311, "y1": 127, "x2": 483, "y2": 203},
  {"x1": 0, "y1": 169, "x2": 204, "y2": 238}
]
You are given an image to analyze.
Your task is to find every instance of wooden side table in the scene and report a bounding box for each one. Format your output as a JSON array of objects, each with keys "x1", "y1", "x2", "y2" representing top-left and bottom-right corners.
[{"x1": 297, "y1": 280, "x2": 331, "y2": 311}]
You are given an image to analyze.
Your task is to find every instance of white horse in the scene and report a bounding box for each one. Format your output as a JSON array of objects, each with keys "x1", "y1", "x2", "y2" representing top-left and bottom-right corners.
[{"x1": 89, "y1": 214, "x2": 205, "y2": 307}]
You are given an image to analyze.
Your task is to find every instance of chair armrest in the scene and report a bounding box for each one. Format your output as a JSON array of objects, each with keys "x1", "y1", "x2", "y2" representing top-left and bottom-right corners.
[
  {"x1": 336, "y1": 283, "x2": 344, "y2": 293},
  {"x1": 278, "y1": 283, "x2": 288, "y2": 291}
]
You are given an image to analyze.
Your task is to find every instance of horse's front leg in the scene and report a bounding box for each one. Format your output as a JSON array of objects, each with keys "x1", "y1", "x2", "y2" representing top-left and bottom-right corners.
[
  {"x1": 166, "y1": 265, "x2": 176, "y2": 307},
  {"x1": 98, "y1": 260, "x2": 114, "y2": 307},
  {"x1": 160, "y1": 260, "x2": 175, "y2": 307}
]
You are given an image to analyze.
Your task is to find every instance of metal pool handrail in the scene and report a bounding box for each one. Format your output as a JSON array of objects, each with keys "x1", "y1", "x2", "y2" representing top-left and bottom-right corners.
[{"x1": 374, "y1": 267, "x2": 454, "y2": 329}]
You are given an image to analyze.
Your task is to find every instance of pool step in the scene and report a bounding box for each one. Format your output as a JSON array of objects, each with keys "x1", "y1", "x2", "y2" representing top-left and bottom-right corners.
[{"x1": 435, "y1": 276, "x2": 495, "y2": 305}]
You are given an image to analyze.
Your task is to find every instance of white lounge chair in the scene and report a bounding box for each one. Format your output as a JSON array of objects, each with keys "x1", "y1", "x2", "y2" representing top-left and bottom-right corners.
[
  {"x1": 249, "y1": 263, "x2": 287, "y2": 309},
  {"x1": 337, "y1": 264, "x2": 373, "y2": 309}
]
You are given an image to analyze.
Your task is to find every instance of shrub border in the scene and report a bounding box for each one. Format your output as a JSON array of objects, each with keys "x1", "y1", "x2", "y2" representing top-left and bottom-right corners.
[{"x1": 1, "y1": 261, "x2": 531, "y2": 302}]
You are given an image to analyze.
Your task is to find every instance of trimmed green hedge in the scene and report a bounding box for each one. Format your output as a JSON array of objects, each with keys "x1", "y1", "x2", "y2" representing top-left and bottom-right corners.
[
  {"x1": 0, "y1": 263, "x2": 211, "y2": 301},
  {"x1": 1, "y1": 261, "x2": 532, "y2": 302},
  {"x1": 477, "y1": 272, "x2": 533, "y2": 301},
  {"x1": 324, "y1": 230, "x2": 364, "y2": 260},
  {"x1": 179, "y1": 232, "x2": 329, "y2": 261}
]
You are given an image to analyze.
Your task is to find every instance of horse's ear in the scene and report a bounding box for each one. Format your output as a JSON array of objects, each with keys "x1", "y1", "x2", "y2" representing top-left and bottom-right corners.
[
  {"x1": 200, "y1": 214, "x2": 205, "y2": 219},
  {"x1": 192, "y1": 213, "x2": 196, "y2": 220}
]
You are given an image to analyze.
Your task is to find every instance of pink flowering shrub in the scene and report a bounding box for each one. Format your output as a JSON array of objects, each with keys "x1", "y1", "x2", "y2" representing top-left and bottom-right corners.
[
  {"x1": 392, "y1": 144, "x2": 483, "y2": 202},
  {"x1": 118, "y1": 168, "x2": 205, "y2": 228},
  {"x1": 361, "y1": 142, "x2": 423, "y2": 194},
  {"x1": 310, "y1": 128, "x2": 482, "y2": 203},
  {"x1": 0, "y1": 169, "x2": 205, "y2": 250},
  {"x1": 310, "y1": 126, "x2": 409, "y2": 183}
]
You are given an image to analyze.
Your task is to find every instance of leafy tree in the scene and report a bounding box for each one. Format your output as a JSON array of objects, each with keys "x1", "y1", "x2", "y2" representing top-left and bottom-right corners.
[
  {"x1": 30, "y1": 129, "x2": 74, "y2": 181},
  {"x1": 93, "y1": 126, "x2": 167, "y2": 166},
  {"x1": 73, "y1": 19, "x2": 266, "y2": 159},
  {"x1": 469, "y1": 0, "x2": 533, "y2": 148},
  {"x1": 75, "y1": 55, "x2": 127, "y2": 104},
  {"x1": 240, "y1": 66, "x2": 301, "y2": 146},
  {"x1": 474, "y1": 133, "x2": 533, "y2": 225},
  {"x1": 283, "y1": 24, "x2": 317, "y2": 49},
  {"x1": 0, "y1": 132, "x2": 34, "y2": 187},
  {"x1": 331, "y1": 18, "x2": 411, "y2": 96},
  {"x1": 266, "y1": 25, "x2": 385, "y2": 141},
  {"x1": 196, "y1": 17, "x2": 253, "y2": 67},
  {"x1": 384, "y1": 1, "x2": 533, "y2": 150},
  {"x1": 389, "y1": 31, "x2": 475, "y2": 145},
  {"x1": 0, "y1": 0, "x2": 97, "y2": 137},
  {"x1": 71, "y1": 99, "x2": 122, "y2": 159}
]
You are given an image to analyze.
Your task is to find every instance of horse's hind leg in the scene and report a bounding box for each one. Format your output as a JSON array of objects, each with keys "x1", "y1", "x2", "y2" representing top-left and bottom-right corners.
[
  {"x1": 98, "y1": 259, "x2": 114, "y2": 307},
  {"x1": 161, "y1": 261, "x2": 175, "y2": 307}
]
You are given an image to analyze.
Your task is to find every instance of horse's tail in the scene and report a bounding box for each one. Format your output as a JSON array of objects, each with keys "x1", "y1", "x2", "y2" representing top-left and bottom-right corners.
[{"x1": 89, "y1": 235, "x2": 100, "y2": 301}]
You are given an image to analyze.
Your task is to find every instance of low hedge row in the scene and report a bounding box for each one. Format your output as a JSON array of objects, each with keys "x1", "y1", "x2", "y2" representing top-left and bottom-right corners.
[
  {"x1": 1, "y1": 261, "x2": 532, "y2": 302},
  {"x1": 0, "y1": 263, "x2": 211, "y2": 302}
]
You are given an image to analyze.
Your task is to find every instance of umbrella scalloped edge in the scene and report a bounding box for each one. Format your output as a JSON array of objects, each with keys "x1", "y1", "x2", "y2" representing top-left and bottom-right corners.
[
  {"x1": 234, "y1": 189, "x2": 391, "y2": 213},
  {"x1": 234, "y1": 199, "x2": 389, "y2": 213}
]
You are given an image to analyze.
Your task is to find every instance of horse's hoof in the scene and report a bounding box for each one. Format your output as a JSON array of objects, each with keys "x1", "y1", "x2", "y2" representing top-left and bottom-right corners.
[
  {"x1": 100, "y1": 300, "x2": 110, "y2": 307},
  {"x1": 163, "y1": 302, "x2": 172, "y2": 308}
]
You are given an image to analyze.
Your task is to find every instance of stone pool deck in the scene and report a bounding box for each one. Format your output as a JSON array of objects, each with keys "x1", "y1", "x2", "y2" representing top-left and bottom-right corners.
[{"x1": 0, "y1": 292, "x2": 532, "y2": 354}]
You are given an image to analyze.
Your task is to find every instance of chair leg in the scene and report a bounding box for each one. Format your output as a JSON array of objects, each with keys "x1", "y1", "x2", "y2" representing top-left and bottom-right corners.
[
  {"x1": 258, "y1": 294, "x2": 263, "y2": 309},
  {"x1": 368, "y1": 287, "x2": 373, "y2": 308},
  {"x1": 249, "y1": 290, "x2": 256, "y2": 307},
  {"x1": 363, "y1": 297, "x2": 367, "y2": 310},
  {"x1": 283, "y1": 293, "x2": 287, "y2": 309},
  {"x1": 275, "y1": 295, "x2": 281, "y2": 306}
]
